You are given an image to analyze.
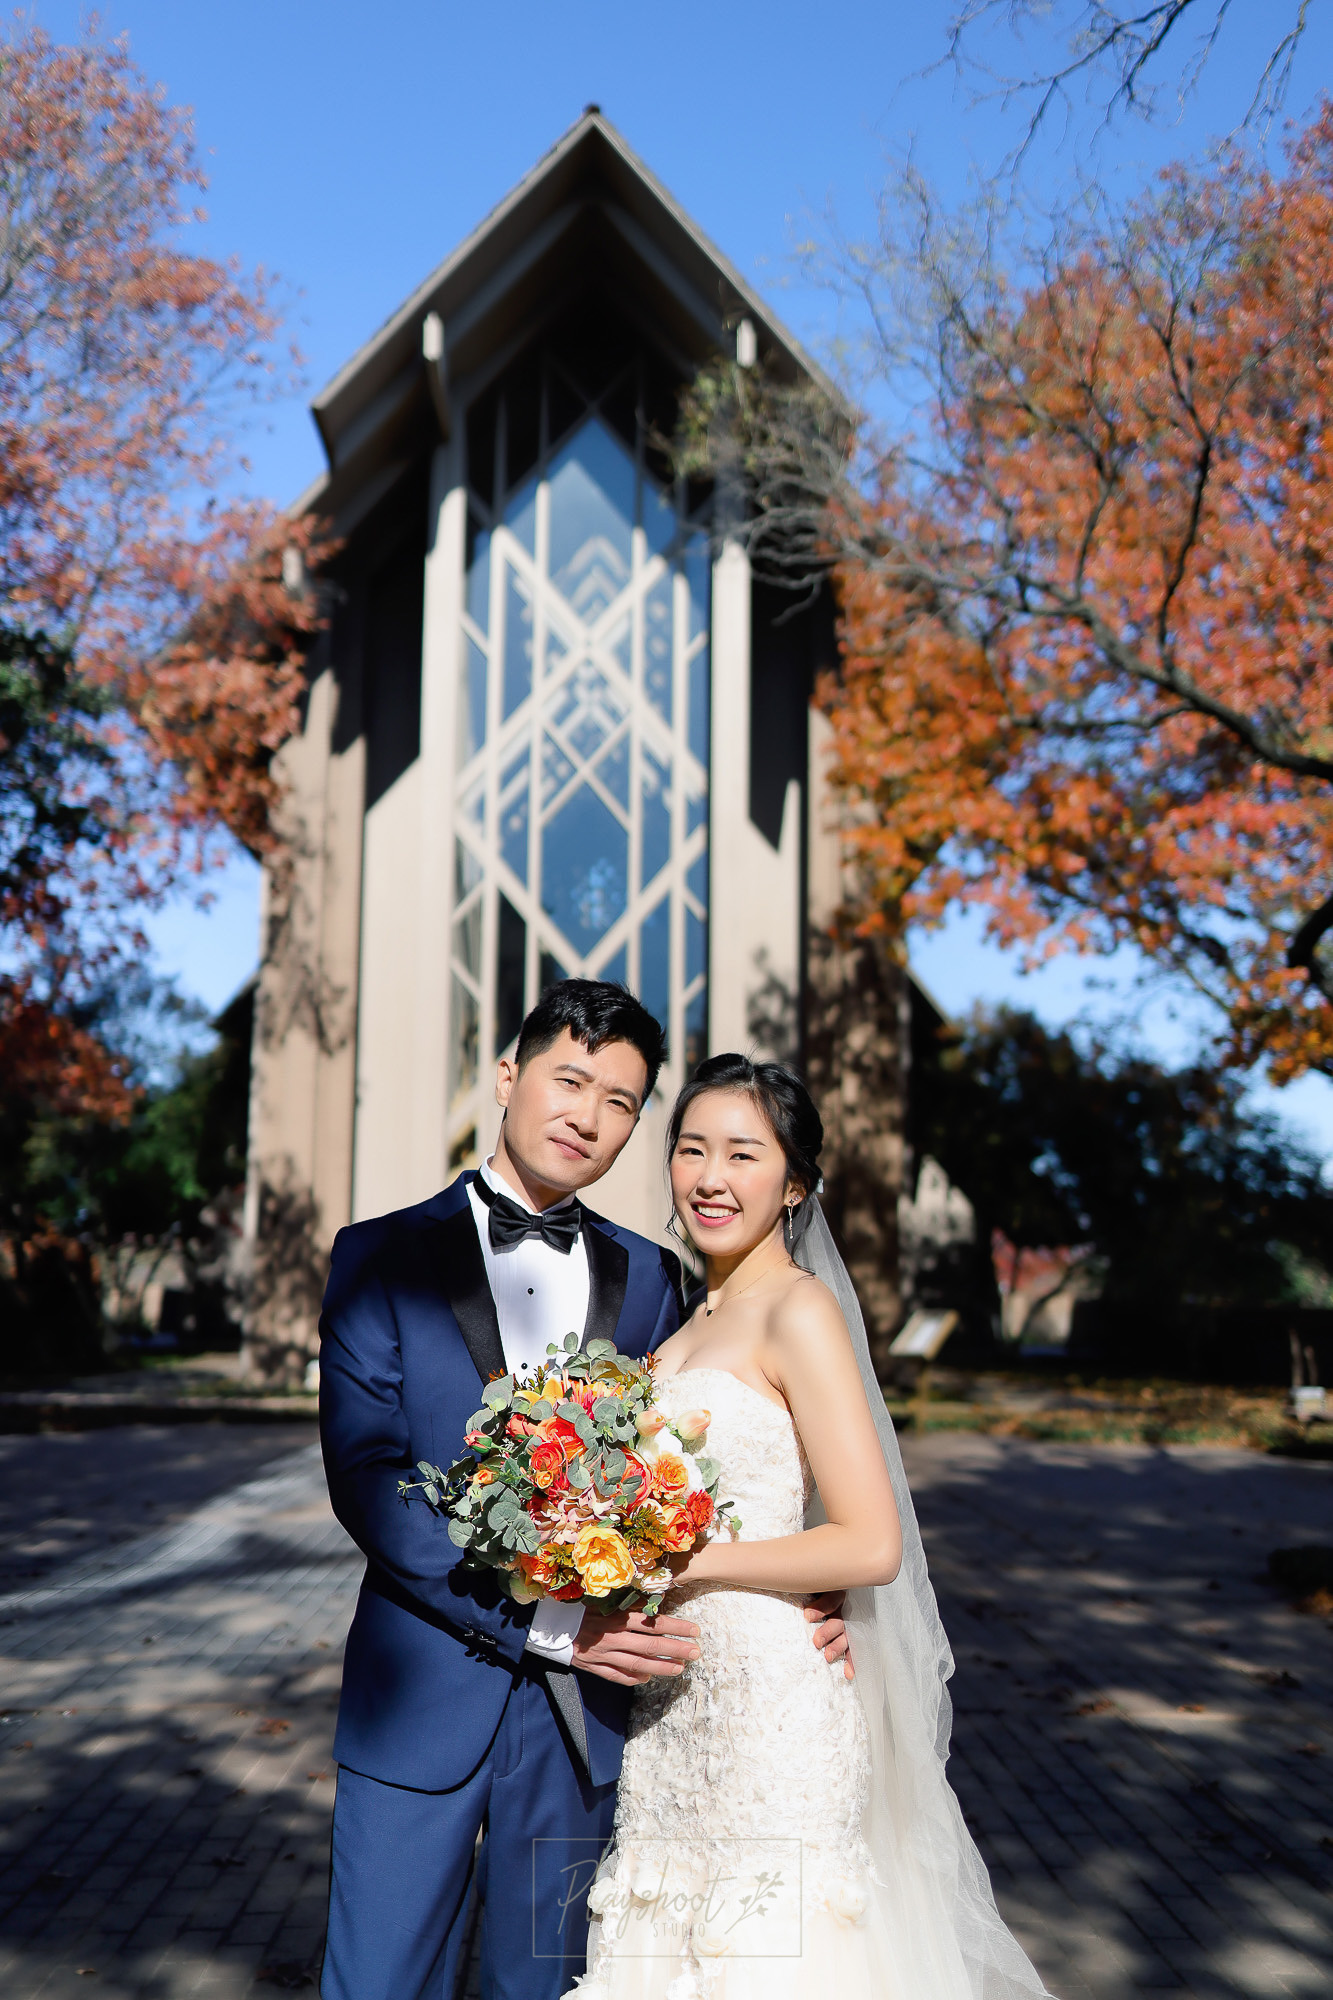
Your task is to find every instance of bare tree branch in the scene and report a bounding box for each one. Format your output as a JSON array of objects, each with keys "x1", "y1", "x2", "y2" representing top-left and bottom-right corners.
[{"x1": 942, "y1": 1, "x2": 1316, "y2": 158}]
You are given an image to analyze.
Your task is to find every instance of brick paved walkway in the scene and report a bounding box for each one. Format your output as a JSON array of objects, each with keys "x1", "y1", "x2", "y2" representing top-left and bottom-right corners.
[{"x1": 0, "y1": 1427, "x2": 1329, "y2": 1997}]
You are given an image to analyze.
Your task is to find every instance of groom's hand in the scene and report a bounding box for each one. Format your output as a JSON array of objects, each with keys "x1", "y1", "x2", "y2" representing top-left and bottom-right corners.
[
  {"x1": 572, "y1": 1610, "x2": 702, "y2": 1686},
  {"x1": 806, "y1": 1591, "x2": 854, "y2": 1681}
]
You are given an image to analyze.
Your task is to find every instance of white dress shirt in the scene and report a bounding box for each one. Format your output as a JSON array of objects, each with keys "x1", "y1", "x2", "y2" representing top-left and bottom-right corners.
[{"x1": 466, "y1": 1158, "x2": 587, "y2": 1665}]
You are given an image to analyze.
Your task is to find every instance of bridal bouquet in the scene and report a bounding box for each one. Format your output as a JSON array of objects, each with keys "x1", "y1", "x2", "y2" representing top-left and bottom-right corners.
[{"x1": 399, "y1": 1335, "x2": 734, "y2": 1614}]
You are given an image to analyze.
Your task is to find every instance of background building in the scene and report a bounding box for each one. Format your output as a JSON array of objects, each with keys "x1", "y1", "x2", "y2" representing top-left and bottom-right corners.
[{"x1": 244, "y1": 111, "x2": 909, "y2": 1378}]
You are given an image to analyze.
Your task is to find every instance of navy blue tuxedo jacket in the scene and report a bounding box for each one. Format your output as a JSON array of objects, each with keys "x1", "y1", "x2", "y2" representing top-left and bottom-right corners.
[{"x1": 319, "y1": 1172, "x2": 683, "y2": 1791}]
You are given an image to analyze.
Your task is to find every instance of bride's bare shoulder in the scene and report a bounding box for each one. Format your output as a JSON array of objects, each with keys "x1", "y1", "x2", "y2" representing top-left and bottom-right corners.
[{"x1": 764, "y1": 1269, "x2": 848, "y2": 1350}]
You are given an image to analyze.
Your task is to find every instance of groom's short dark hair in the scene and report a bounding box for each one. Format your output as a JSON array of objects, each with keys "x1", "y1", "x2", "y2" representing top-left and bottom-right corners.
[{"x1": 515, "y1": 980, "x2": 666, "y2": 1101}]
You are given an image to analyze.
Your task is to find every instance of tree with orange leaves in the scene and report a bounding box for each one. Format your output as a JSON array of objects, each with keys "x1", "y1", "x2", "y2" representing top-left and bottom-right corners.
[
  {"x1": 687, "y1": 103, "x2": 1333, "y2": 1084},
  {"x1": 0, "y1": 23, "x2": 329, "y2": 1353},
  {"x1": 0, "y1": 24, "x2": 327, "y2": 1070}
]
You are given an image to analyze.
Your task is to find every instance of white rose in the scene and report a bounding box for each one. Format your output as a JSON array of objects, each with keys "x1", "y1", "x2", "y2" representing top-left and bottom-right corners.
[
  {"x1": 585, "y1": 1877, "x2": 620, "y2": 1918},
  {"x1": 677, "y1": 1450, "x2": 707, "y2": 1496},
  {"x1": 692, "y1": 1920, "x2": 734, "y2": 1958},
  {"x1": 829, "y1": 1876, "x2": 868, "y2": 1923}
]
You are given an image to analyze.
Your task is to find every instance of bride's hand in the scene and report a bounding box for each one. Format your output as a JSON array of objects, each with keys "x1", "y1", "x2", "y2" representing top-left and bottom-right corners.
[{"x1": 805, "y1": 1590, "x2": 854, "y2": 1681}]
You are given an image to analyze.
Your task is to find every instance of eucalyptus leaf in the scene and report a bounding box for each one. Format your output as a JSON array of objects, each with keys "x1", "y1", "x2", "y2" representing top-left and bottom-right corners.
[
  {"x1": 694, "y1": 1456, "x2": 720, "y2": 1485},
  {"x1": 585, "y1": 1339, "x2": 615, "y2": 1359},
  {"x1": 565, "y1": 1459, "x2": 591, "y2": 1491},
  {"x1": 447, "y1": 1519, "x2": 474, "y2": 1547}
]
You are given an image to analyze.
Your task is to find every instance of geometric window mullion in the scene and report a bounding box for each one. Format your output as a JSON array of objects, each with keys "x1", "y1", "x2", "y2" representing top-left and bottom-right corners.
[{"x1": 448, "y1": 357, "x2": 710, "y2": 1162}]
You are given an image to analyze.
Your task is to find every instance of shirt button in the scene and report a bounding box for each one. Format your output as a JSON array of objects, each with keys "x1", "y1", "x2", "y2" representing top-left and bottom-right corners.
[{"x1": 527, "y1": 1288, "x2": 534, "y2": 1296}]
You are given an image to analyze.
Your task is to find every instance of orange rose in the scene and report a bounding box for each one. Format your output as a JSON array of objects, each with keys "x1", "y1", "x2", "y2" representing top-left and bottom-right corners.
[
  {"x1": 527, "y1": 1439, "x2": 567, "y2": 1490},
  {"x1": 658, "y1": 1505, "x2": 695, "y2": 1554},
  {"x1": 650, "y1": 1454, "x2": 690, "y2": 1502},
  {"x1": 537, "y1": 1415, "x2": 586, "y2": 1461},
  {"x1": 471, "y1": 1466, "x2": 495, "y2": 1488},
  {"x1": 571, "y1": 1524, "x2": 636, "y2": 1595},
  {"x1": 507, "y1": 1414, "x2": 536, "y2": 1439}
]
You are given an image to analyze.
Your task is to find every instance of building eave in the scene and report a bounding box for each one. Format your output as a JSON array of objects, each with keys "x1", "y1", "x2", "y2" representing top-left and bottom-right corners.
[{"x1": 304, "y1": 110, "x2": 840, "y2": 507}]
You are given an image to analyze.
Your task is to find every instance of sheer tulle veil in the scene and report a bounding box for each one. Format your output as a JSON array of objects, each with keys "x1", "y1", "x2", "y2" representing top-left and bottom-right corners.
[{"x1": 794, "y1": 1197, "x2": 1053, "y2": 1999}]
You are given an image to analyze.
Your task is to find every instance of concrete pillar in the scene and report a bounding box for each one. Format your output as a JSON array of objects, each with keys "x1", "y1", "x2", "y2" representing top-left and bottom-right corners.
[
  {"x1": 351, "y1": 440, "x2": 464, "y2": 1222},
  {"x1": 243, "y1": 660, "x2": 364, "y2": 1381},
  {"x1": 707, "y1": 541, "x2": 801, "y2": 1063}
]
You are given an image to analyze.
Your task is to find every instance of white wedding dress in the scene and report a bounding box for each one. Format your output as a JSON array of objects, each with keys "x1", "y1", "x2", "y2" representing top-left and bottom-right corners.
[
  {"x1": 566, "y1": 1202, "x2": 1054, "y2": 2000},
  {"x1": 576, "y1": 1365, "x2": 881, "y2": 1998}
]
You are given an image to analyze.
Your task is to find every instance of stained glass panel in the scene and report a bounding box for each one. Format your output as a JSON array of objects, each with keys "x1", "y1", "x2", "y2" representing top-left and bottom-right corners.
[
  {"x1": 644, "y1": 573, "x2": 673, "y2": 723},
  {"x1": 640, "y1": 897, "x2": 670, "y2": 1033},
  {"x1": 548, "y1": 419, "x2": 634, "y2": 621},
  {"x1": 541, "y1": 786, "x2": 628, "y2": 951},
  {"x1": 466, "y1": 516, "x2": 490, "y2": 634},
  {"x1": 452, "y1": 351, "x2": 711, "y2": 1155},
  {"x1": 548, "y1": 661, "x2": 626, "y2": 762},
  {"x1": 503, "y1": 568, "x2": 534, "y2": 719},
  {"x1": 541, "y1": 732, "x2": 576, "y2": 808},
  {"x1": 455, "y1": 838, "x2": 483, "y2": 903},
  {"x1": 641, "y1": 746, "x2": 671, "y2": 890},
  {"x1": 499, "y1": 749, "x2": 529, "y2": 884},
  {"x1": 686, "y1": 908, "x2": 706, "y2": 988},
  {"x1": 504, "y1": 473, "x2": 537, "y2": 555},
  {"x1": 450, "y1": 975, "x2": 479, "y2": 1104},
  {"x1": 594, "y1": 731, "x2": 630, "y2": 810},
  {"x1": 452, "y1": 902, "x2": 482, "y2": 981}
]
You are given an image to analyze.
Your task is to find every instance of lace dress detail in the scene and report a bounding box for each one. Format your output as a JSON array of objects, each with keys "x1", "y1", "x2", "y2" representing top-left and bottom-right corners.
[{"x1": 571, "y1": 1369, "x2": 881, "y2": 2000}]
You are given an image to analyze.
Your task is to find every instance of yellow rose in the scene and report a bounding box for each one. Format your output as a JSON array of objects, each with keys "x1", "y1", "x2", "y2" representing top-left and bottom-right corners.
[{"x1": 571, "y1": 1523, "x2": 636, "y2": 1596}]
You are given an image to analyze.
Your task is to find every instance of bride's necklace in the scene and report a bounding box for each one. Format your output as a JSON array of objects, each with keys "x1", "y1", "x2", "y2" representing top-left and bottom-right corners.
[{"x1": 704, "y1": 1255, "x2": 789, "y2": 1318}]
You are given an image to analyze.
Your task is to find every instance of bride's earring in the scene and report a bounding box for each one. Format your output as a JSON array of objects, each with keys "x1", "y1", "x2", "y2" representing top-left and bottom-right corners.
[{"x1": 783, "y1": 1199, "x2": 798, "y2": 1253}]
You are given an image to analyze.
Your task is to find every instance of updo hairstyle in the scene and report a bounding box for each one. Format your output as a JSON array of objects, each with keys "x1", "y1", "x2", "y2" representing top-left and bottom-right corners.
[{"x1": 666, "y1": 1054, "x2": 824, "y2": 1219}]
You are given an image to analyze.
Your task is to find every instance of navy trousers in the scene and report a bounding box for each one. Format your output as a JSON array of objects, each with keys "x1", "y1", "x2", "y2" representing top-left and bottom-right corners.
[{"x1": 321, "y1": 1670, "x2": 617, "y2": 2000}]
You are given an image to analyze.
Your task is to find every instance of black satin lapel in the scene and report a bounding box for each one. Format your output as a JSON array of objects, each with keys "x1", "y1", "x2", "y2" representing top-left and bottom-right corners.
[
  {"x1": 430, "y1": 1202, "x2": 506, "y2": 1387},
  {"x1": 582, "y1": 1219, "x2": 630, "y2": 1350}
]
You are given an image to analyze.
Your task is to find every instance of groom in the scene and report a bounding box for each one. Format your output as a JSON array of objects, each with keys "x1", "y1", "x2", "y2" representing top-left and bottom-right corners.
[{"x1": 318, "y1": 978, "x2": 848, "y2": 2000}]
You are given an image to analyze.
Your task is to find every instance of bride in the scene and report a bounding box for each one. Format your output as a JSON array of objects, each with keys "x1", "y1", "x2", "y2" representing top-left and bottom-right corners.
[{"x1": 567, "y1": 1053, "x2": 1052, "y2": 2000}]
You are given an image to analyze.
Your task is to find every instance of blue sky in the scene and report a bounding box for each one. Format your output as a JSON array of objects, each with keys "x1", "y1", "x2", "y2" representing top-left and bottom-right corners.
[{"x1": 31, "y1": 0, "x2": 1333, "y2": 1157}]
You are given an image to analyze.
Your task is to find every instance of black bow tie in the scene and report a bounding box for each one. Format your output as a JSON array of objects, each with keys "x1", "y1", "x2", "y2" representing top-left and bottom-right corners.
[{"x1": 473, "y1": 1176, "x2": 582, "y2": 1255}]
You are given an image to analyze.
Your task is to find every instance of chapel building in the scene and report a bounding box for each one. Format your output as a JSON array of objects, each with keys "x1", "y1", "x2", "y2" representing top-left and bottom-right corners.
[{"x1": 243, "y1": 111, "x2": 910, "y2": 1378}]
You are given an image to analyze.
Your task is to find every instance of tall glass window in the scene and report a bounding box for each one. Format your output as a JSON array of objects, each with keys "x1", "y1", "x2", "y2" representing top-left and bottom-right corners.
[{"x1": 447, "y1": 335, "x2": 710, "y2": 1154}]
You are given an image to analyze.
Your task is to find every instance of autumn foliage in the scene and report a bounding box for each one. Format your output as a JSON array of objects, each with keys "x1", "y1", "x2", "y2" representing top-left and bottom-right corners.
[
  {"x1": 0, "y1": 25, "x2": 328, "y2": 1135},
  {"x1": 817, "y1": 107, "x2": 1333, "y2": 1082}
]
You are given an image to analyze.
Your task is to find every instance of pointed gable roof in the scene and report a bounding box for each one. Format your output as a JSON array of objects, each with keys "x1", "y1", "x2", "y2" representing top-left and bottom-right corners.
[{"x1": 301, "y1": 109, "x2": 830, "y2": 519}]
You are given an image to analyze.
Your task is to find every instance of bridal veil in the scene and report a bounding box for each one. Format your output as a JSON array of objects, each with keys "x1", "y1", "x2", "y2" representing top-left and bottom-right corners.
[{"x1": 795, "y1": 1197, "x2": 1053, "y2": 2000}]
